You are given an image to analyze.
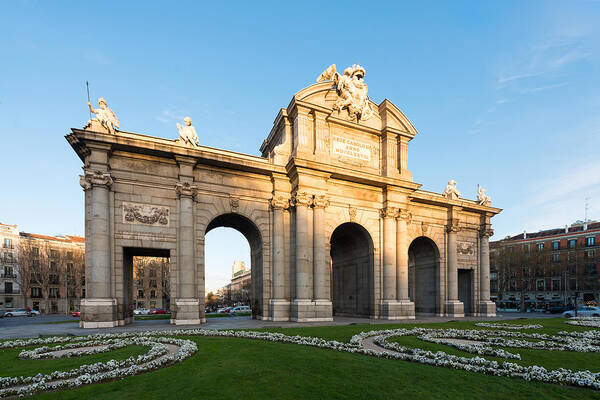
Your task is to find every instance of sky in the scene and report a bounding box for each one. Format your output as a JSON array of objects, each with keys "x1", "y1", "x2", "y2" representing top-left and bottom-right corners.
[{"x1": 0, "y1": 1, "x2": 599, "y2": 291}]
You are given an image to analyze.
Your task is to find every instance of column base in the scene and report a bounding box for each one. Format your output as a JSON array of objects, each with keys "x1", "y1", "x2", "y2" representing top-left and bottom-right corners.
[
  {"x1": 270, "y1": 299, "x2": 291, "y2": 321},
  {"x1": 478, "y1": 301, "x2": 497, "y2": 317},
  {"x1": 80, "y1": 298, "x2": 118, "y2": 328},
  {"x1": 378, "y1": 300, "x2": 416, "y2": 319},
  {"x1": 290, "y1": 299, "x2": 333, "y2": 322},
  {"x1": 444, "y1": 300, "x2": 464, "y2": 317},
  {"x1": 172, "y1": 299, "x2": 203, "y2": 325}
]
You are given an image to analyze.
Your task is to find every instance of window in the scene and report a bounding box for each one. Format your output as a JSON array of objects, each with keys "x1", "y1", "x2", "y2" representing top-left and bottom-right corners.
[
  {"x1": 523, "y1": 244, "x2": 530, "y2": 253},
  {"x1": 508, "y1": 246, "x2": 514, "y2": 253},
  {"x1": 4, "y1": 282, "x2": 12, "y2": 294},
  {"x1": 537, "y1": 243, "x2": 544, "y2": 251},
  {"x1": 521, "y1": 267, "x2": 530, "y2": 278},
  {"x1": 586, "y1": 249, "x2": 596, "y2": 259},
  {"x1": 587, "y1": 237, "x2": 596, "y2": 247},
  {"x1": 67, "y1": 263, "x2": 74, "y2": 274},
  {"x1": 552, "y1": 253, "x2": 560, "y2": 263},
  {"x1": 522, "y1": 280, "x2": 530, "y2": 291},
  {"x1": 5, "y1": 297, "x2": 13, "y2": 308},
  {"x1": 536, "y1": 267, "x2": 545, "y2": 277},
  {"x1": 569, "y1": 239, "x2": 576, "y2": 249},
  {"x1": 510, "y1": 280, "x2": 517, "y2": 291},
  {"x1": 49, "y1": 274, "x2": 59, "y2": 285},
  {"x1": 3, "y1": 266, "x2": 14, "y2": 278},
  {"x1": 50, "y1": 249, "x2": 58, "y2": 258},
  {"x1": 32, "y1": 259, "x2": 40, "y2": 268},
  {"x1": 138, "y1": 290, "x2": 144, "y2": 298},
  {"x1": 49, "y1": 288, "x2": 59, "y2": 298},
  {"x1": 570, "y1": 278, "x2": 577, "y2": 290},
  {"x1": 67, "y1": 251, "x2": 73, "y2": 259},
  {"x1": 551, "y1": 266, "x2": 561, "y2": 276},
  {"x1": 50, "y1": 261, "x2": 57, "y2": 271},
  {"x1": 490, "y1": 272, "x2": 498, "y2": 280},
  {"x1": 31, "y1": 287, "x2": 42, "y2": 298},
  {"x1": 3, "y1": 238, "x2": 12, "y2": 249},
  {"x1": 32, "y1": 247, "x2": 39, "y2": 256},
  {"x1": 569, "y1": 264, "x2": 577, "y2": 274},
  {"x1": 536, "y1": 279, "x2": 545, "y2": 291},
  {"x1": 490, "y1": 281, "x2": 498, "y2": 292},
  {"x1": 553, "y1": 241, "x2": 560, "y2": 250},
  {"x1": 568, "y1": 252, "x2": 576, "y2": 263},
  {"x1": 585, "y1": 263, "x2": 596, "y2": 275},
  {"x1": 150, "y1": 280, "x2": 157, "y2": 288},
  {"x1": 551, "y1": 279, "x2": 560, "y2": 291},
  {"x1": 150, "y1": 290, "x2": 156, "y2": 298},
  {"x1": 150, "y1": 269, "x2": 156, "y2": 277}
]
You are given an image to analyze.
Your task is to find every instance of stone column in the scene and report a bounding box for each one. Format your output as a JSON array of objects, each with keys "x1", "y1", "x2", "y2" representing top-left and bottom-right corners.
[
  {"x1": 381, "y1": 208, "x2": 398, "y2": 301},
  {"x1": 478, "y1": 226, "x2": 496, "y2": 316},
  {"x1": 291, "y1": 192, "x2": 314, "y2": 321},
  {"x1": 444, "y1": 224, "x2": 464, "y2": 317},
  {"x1": 396, "y1": 209, "x2": 415, "y2": 318},
  {"x1": 269, "y1": 195, "x2": 291, "y2": 321},
  {"x1": 79, "y1": 170, "x2": 117, "y2": 328},
  {"x1": 312, "y1": 195, "x2": 333, "y2": 321},
  {"x1": 174, "y1": 181, "x2": 201, "y2": 325}
]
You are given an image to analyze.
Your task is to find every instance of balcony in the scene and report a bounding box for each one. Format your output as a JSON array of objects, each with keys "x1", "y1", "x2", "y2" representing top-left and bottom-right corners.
[{"x1": 0, "y1": 273, "x2": 17, "y2": 279}]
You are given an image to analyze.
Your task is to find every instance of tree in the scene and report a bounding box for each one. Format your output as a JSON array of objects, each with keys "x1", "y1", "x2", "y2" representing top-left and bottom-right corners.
[{"x1": 16, "y1": 240, "x2": 35, "y2": 311}]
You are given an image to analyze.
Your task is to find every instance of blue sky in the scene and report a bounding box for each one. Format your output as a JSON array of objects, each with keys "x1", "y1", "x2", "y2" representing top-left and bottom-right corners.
[{"x1": 1, "y1": 1, "x2": 599, "y2": 291}]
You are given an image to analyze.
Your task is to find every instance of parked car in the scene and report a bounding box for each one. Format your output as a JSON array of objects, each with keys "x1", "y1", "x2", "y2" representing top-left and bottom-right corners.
[
  {"x1": 230, "y1": 305, "x2": 251, "y2": 314},
  {"x1": 133, "y1": 308, "x2": 151, "y2": 315},
  {"x1": 563, "y1": 306, "x2": 600, "y2": 318},
  {"x1": 0, "y1": 310, "x2": 5, "y2": 318},
  {"x1": 72, "y1": 310, "x2": 81, "y2": 317},
  {"x1": 548, "y1": 305, "x2": 574, "y2": 314},
  {"x1": 217, "y1": 307, "x2": 232, "y2": 313},
  {"x1": 5, "y1": 309, "x2": 40, "y2": 317},
  {"x1": 151, "y1": 308, "x2": 168, "y2": 315}
]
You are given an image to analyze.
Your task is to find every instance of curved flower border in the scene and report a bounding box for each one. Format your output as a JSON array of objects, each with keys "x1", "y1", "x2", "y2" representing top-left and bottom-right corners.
[
  {"x1": 475, "y1": 322, "x2": 543, "y2": 330},
  {"x1": 2, "y1": 325, "x2": 600, "y2": 397}
]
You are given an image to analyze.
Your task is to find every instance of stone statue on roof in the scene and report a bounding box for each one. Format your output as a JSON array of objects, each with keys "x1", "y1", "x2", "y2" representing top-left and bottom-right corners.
[
  {"x1": 477, "y1": 184, "x2": 491, "y2": 206},
  {"x1": 442, "y1": 179, "x2": 461, "y2": 200},
  {"x1": 317, "y1": 63, "x2": 373, "y2": 122},
  {"x1": 176, "y1": 117, "x2": 199, "y2": 147},
  {"x1": 86, "y1": 97, "x2": 119, "y2": 134}
]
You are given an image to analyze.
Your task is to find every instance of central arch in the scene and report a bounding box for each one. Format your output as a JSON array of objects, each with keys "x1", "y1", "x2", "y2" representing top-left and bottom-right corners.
[
  {"x1": 408, "y1": 236, "x2": 440, "y2": 315},
  {"x1": 205, "y1": 213, "x2": 263, "y2": 317},
  {"x1": 330, "y1": 222, "x2": 374, "y2": 317}
]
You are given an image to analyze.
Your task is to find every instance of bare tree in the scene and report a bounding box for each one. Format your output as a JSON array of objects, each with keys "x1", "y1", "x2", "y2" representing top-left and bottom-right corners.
[{"x1": 16, "y1": 240, "x2": 35, "y2": 310}]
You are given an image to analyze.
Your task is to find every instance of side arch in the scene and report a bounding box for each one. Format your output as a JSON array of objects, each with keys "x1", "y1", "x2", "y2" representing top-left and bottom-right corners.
[
  {"x1": 408, "y1": 236, "x2": 441, "y2": 315},
  {"x1": 329, "y1": 222, "x2": 375, "y2": 317}
]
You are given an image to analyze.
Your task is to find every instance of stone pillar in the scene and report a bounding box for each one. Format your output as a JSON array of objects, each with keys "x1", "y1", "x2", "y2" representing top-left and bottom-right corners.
[
  {"x1": 396, "y1": 209, "x2": 415, "y2": 318},
  {"x1": 379, "y1": 207, "x2": 400, "y2": 319},
  {"x1": 269, "y1": 195, "x2": 291, "y2": 321},
  {"x1": 79, "y1": 170, "x2": 117, "y2": 328},
  {"x1": 312, "y1": 195, "x2": 333, "y2": 320},
  {"x1": 174, "y1": 181, "x2": 201, "y2": 325},
  {"x1": 291, "y1": 192, "x2": 314, "y2": 321},
  {"x1": 444, "y1": 223, "x2": 464, "y2": 317},
  {"x1": 478, "y1": 226, "x2": 496, "y2": 316}
]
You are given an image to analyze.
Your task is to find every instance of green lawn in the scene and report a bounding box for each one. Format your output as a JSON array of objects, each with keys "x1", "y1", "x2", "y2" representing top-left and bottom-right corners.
[{"x1": 0, "y1": 318, "x2": 597, "y2": 399}]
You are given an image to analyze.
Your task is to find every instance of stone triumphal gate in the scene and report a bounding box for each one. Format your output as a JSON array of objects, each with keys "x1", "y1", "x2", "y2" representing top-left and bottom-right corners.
[{"x1": 68, "y1": 64, "x2": 500, "y2": 328}]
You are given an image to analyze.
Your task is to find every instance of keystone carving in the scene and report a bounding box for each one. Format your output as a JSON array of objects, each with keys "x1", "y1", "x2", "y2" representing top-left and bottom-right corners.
[
  {"x1": 230, "y1": 197, "x2": 240, "y2": 212},
  {"x1": 79, "y1": 170, "x2": 113, "y2": 190},
  {"x1": 348, "y1": 206, "x2": 357, "y2": 222},
  {"x1": 175, "y1": 181, "x2": 198, "y2": 199},
  {"x1": 123, "y1": 202, "x2": 169, "y2": 226},
  {"x1": 421, "y1": 222, "x2": 429, "y2": 235}
]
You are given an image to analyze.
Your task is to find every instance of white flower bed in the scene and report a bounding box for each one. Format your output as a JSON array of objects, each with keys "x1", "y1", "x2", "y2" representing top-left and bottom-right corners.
[
  {"x1": 565, "y1": 317, "x2": 600, "y2": 328},
  {"x1": 475, "y1": 322, "x2": 543, "y2": 330},
  {"x1": 2, "y1": 323, "x2": 600, "y2": 397}
]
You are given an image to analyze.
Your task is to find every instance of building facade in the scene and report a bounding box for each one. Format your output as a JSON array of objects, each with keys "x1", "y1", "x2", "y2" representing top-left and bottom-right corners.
[
  {"x1": 0, "y1": 222, "x2": 23, "y2": 310},
  {"x1": 132, "y1": 256, "x2": 170, "y2": 310},
  {"x1": 490, "y1": 221, "x2": 600, "y2": 310}
]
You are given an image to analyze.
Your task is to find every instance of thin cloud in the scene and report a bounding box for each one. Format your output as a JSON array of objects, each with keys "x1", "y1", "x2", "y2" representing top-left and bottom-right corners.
[{"x1": 518, "y1": 82, "x2": 568, "y2": 94}]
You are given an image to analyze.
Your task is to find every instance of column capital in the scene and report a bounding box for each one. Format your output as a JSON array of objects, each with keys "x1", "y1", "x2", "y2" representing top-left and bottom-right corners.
[
  {"x1": 270, "y1": 195, "x2": 291, "y2": 210},
  {"x1": 380, "y1": 207, "x2": 399, "y2": 219},
  {"x1": 396, "y1": 209, "x2": 412, "y2": 221},
  {"x1": 291, "y1": 192, "x2": 313, "y2": 208},
  {"x1": 80, "y1": 170, "x2": 113, "y2": 191},
  {"x1": 175, "y1": 181, "x2": 198, "y2": 199},
  {"x1": 446, "y1": 224, "x2": 461, "y2": 233},
  {"x1": 313, "y1": 194, "x2": 330, "y2": 209},
  {"x1": 479, "y1": 227, "x2": 494, "y2": 238}
]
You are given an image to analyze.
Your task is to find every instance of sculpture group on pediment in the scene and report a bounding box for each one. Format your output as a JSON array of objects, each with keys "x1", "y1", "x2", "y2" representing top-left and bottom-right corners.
[
  {"x1": 442, "y1": 180, "x2": 461, "y2": 200},
  {"x1": 85, "y1": 97, "x2": 119, "y2": 134},
  {"x1": 317, "y1": 63, "x2": 373, "y2": 122}
]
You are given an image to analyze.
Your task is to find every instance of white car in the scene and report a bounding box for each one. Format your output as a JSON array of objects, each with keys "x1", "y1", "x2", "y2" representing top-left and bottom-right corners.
[
  {"x1": 133, "y1": 308, "x2": 151, "y2": 315},
  {"x1": 562, "y1": 306, "x2": 600, "y2": 318},
  {"x1": 5, "y1": 309, "x2": 40, "y2": 317},
  {"x1": 230, "y1": 305, "x2": 251, "y2": 314}
]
